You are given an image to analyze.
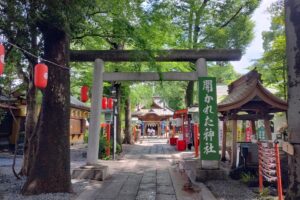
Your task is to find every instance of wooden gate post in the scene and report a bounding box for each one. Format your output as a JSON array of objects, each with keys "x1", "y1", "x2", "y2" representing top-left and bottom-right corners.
[
  {"x1": 221, "y1": 119, "x2": 227, "y2": 161},
  {"x1": 231, "y1": 119, "x2": 238, "y2": 168}
]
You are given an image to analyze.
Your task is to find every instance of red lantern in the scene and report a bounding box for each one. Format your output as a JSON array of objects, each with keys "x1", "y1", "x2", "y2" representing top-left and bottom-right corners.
[
  {"x1": 102, "y1": 97, "x2": 107, "y2": 109},
  {"x1": 81, "y1": 85, "x2": 89, "y2": 102},
  {"x1": 108, "y1": 98, "x2": 113, "y2": 109},
  {"x1": 34, "y1": 63, "x2": 48, "y2": 89},
  {"x1": 0, "y1": 44, "x2": 5, "y2": 75}
]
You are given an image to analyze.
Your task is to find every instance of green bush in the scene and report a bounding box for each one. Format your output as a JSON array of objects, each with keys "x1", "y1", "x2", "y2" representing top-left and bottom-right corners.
[
  {"x1": 84, "y1": 127, "x2": 122, "y2": 159},
  {"x1": 84, "y1": 131, "x2": 88, "y2": 143},
  {"x1": 241, "y1": 172, "x2": 256, "y2": 184},
  {"x1": 259, "y1": 188, "x2": 270, "y2": 197}
]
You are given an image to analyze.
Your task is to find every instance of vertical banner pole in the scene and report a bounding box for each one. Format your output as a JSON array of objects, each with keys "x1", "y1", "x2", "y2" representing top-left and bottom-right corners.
[
  {"x1": 106, "y1": 123, "x2": 110, "y2": 157},
  {"x1": 194, "y1": 124, "x2": 199, "y2": 158},
  {"x1": 258, "y1": 142, "x2": 263, "y2": 193},
  {"x1": 275, "y1": 142, "x2": 283, "y2": 200},
  {"x1": 133, "y1": 126, "x2": 136, "y2": 142},
  {"x1": 113, "y1": 115, "x2": 117, "y2": 160}
]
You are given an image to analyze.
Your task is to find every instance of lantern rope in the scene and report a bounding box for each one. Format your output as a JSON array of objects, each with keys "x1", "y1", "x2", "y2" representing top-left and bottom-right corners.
[{"x1": 5, "y1": 40, "x2": 70, "y2": 70}]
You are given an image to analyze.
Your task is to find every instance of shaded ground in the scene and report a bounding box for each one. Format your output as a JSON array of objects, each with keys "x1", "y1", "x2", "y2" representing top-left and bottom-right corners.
[
  {"x1": 76, "y1": 138, "x2": 202, "y2": 200},
  {"x1": 1, "y1": 138, "x2": 264, "y2": 200}
]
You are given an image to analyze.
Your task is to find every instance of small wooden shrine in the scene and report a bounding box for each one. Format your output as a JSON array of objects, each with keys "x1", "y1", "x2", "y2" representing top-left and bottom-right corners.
[
  {"x1": 132, "y1": 97, "x2": 173, "y2": 136},
  {"x1": 69, "y1": 97, "x2": 90, "y2": 144},
  {"x1": 218, "y1": 70, "x2": 288, "y2": 168},
  {"x1": 0, "y1": 95, "x2": 90, "y2": 150}
]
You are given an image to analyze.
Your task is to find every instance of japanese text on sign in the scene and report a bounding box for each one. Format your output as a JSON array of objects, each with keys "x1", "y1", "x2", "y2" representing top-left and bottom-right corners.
[{"x1": 199, "y1": 77, "x2": 219, "y2": 160}]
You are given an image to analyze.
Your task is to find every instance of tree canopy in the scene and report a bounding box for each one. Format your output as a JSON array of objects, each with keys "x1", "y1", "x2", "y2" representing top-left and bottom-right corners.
[{"x1": 251, "y1": 0, "x2": 287, "y2": 99}]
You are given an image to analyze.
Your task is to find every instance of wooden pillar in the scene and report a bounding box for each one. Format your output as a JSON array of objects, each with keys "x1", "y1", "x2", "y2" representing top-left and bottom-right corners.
[
  {"x1": 251, "y1": 120, "x2": 256, "y2": 136},
  {"x1": 231, "y1": 119, "x2": 238, "y2": 169},
  {"x1": 221, "y1": 120, "x2": 227, "y2": 161},
  {"x1": 158, "y1": 122, "x2": 161, "y2": 136},
  {"x1": 264, "y1": 118, "x2": 272, "y2": 140},
  {"x1": 87, "y1": 58, "x2": 104, "y2": 165}
]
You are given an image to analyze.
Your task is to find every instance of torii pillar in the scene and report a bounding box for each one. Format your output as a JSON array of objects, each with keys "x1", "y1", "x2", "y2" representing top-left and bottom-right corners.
[
  {"x1": 72, "y1": 58, "x2": 108, "y2": 181},
  {"x1": 87, "y1": 58, "x2": 104, "y2": 164}
]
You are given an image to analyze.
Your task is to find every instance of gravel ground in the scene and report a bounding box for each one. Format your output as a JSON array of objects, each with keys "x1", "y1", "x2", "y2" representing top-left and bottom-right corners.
[
  {"x1": 206, "y1": 179, "x2": 259, "y2": 200},
  {"x1": 0, "y1": 144, "x2": 89, "y2": 200}
]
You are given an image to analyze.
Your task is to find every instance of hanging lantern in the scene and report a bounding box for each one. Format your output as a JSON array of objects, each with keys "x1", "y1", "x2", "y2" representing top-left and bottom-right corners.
[
  {"x1": 81, "y1": 85, "x2": 89, "y2": 102},
  {"x1": 0, "y1": 44, "x2": 5, "y2": 75},
  {"x1": 102, "y1": 97, "x2": 107, "y2": 109},
  {"x1": 34, "y1": 63, "x2": 48, "y2": 89},
  {"x1": 108, "y1": 98, "x2": 113, "y2": 110}
]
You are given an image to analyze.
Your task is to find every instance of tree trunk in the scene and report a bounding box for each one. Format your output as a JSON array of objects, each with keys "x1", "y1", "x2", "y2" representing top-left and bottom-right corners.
[
  {"x1": 19, "y1": 1, "x2": 39, "y2": 176},
  {"x1": 21, "y1": 26, "x2": 71, "y2": 195},
  {"x1": 185, "y1": 81, "x2": 194, "y2": 107},
  {"x1": 116, "y1": 83, "x2": 122, "y2": 145},
  {"x1": 124, "y1": 95, "x2": 132, "y2": 144},
  {"x1": 19, "y1": 71, "x2": 38, "y2": 176},
  {"x1": 285, "y1": 1, "x2": 300, "y2": 199}
]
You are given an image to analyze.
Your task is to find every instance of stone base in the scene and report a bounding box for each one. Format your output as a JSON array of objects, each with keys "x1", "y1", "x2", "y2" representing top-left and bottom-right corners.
[
  {"x1": 194, "y1": 167, "x2": 228, "y2": 182},
  {"x1": 182, "y1": 159, "x2": 228, "y2": 183},
  {"x1": 72, "y1": 164, "x2": 108, "y2": 181}
]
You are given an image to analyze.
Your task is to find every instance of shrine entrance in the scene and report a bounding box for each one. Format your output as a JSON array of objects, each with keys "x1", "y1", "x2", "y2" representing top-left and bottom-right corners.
[{"x1": 69, "y1": 49, "x2": 242, "y2": 170}]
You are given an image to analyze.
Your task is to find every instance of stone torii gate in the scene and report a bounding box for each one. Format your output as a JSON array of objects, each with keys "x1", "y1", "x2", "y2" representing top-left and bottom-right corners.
[{"x1": 70, "y1": 49, "x2": 241, "y2": 169}]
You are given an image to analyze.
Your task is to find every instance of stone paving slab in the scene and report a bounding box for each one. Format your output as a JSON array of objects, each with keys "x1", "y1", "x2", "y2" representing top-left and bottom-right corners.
[
  {"x1": 156, "y1": 194, "x2": 177, "y2": 200},
  {"x1": 157, "y1": 185, "x2": 175, "y2": 195},
  {"x1": 139, "y1": 183, "x2": 156, "y2": 191},
  {"x1": 141, "y1": 176, "x2": 156, "y2": 184},
  {"x1": 136, "y1": 190, "x2": 156, "y2": 200},
  {"x1": 115, "y1": 194, "x2": 137, "y2": 200},
  {"x1": 76, "y1": 138, "x2": 204, "y2": 200}
]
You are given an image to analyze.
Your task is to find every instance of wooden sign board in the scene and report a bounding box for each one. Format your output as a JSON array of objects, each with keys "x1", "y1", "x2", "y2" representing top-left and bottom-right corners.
[{"x1": 282, "y1": 141, "x2": 294, "y2": 155}]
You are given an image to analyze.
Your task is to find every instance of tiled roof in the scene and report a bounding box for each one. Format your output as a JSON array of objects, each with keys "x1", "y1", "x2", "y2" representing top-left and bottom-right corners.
[
  {"x1": 70, "y1": 96, "x2": 90, "y2": 111},
  {"x1": 132, "y1": 108, "x2": 173, "y2": 117},
  {"x1": 218, "y1": 70, "x2": 287, "y2": 113}
]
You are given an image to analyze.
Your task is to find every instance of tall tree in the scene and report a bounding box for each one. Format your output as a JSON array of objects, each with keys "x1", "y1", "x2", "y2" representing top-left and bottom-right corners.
[
  {"x1": 22, "y1": 19, "x2": 71, "y2": 195},
  {"x1": 147, "y1": 0, "x2": 260, "y2": 106},
  {"x1": 253, "y1": 0, "x2": 287, "y2": 99},
  {"x1": 285, "y1": 0, "x2": 300, "y2": 199},
  {"x1": 0, "y1": 0, "x2": 98, "y2": 194},
  {"x1": 0, "y1": 0, "x2": 42, "y2": 176}
]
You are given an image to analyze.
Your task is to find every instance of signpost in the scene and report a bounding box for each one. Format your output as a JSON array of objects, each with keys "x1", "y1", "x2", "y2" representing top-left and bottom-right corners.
[{"x1": 198, "y1": 77, "x2": 219, "y2": 161}]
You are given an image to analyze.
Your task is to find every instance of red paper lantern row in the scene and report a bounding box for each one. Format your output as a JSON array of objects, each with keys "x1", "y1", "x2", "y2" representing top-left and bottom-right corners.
[
  {"x1": 107, "y1": 98, "x2": 113, "y2": 110},
  {"x1": 0, "y1": 44, "x2": 5, "y2": 75},
  {"x1": 81, "y1": 85, "x2": 89, "y2": 102},
  {"x1": 102, "y1": 97, "x2": 107, "y2": 109},
  {"x1": 34, "y1": 63, "x2": 48, "y2": 89}
]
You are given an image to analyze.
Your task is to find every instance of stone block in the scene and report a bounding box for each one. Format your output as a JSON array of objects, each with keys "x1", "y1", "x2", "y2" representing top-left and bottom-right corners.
[
  {"x1": 201, "y1": 160, "x2": 219, "y2": 169},
  {"x1": 194, "y1": 168, "x2": 228, "y2": 182},
  {"x1": 72, "y1": 164, "x2": 108, "y2": 181}
]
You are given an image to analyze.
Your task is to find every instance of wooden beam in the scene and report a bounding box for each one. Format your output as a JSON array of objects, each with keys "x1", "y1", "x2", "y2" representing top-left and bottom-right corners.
[
  {"x1": 219, "y1": 114, "x2": 274, "y2": 121},
  {"x1": 251, "y1": 120, "x2": 257, "y2": 136},
  {"x1": 264, "y1": 119, "x2": 272, "y2": 140},
  {"x1": 221, "y1": 120, "x2": 227, "y2": 161},
  {"x1": 70, "y1": 49, "x2": 242, "y2": 62},
  {"x1": 231, "y1": 120, "x2": 238, "y2": 169},
  {"x1": 103, "y1": 72, "x2": 198, "y2": 81}
]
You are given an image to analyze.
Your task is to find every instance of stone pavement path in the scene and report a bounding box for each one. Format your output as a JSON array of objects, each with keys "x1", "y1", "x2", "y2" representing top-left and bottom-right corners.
[{"x1": 76, "y1": 138, "x2": 200, "y2": 200}]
